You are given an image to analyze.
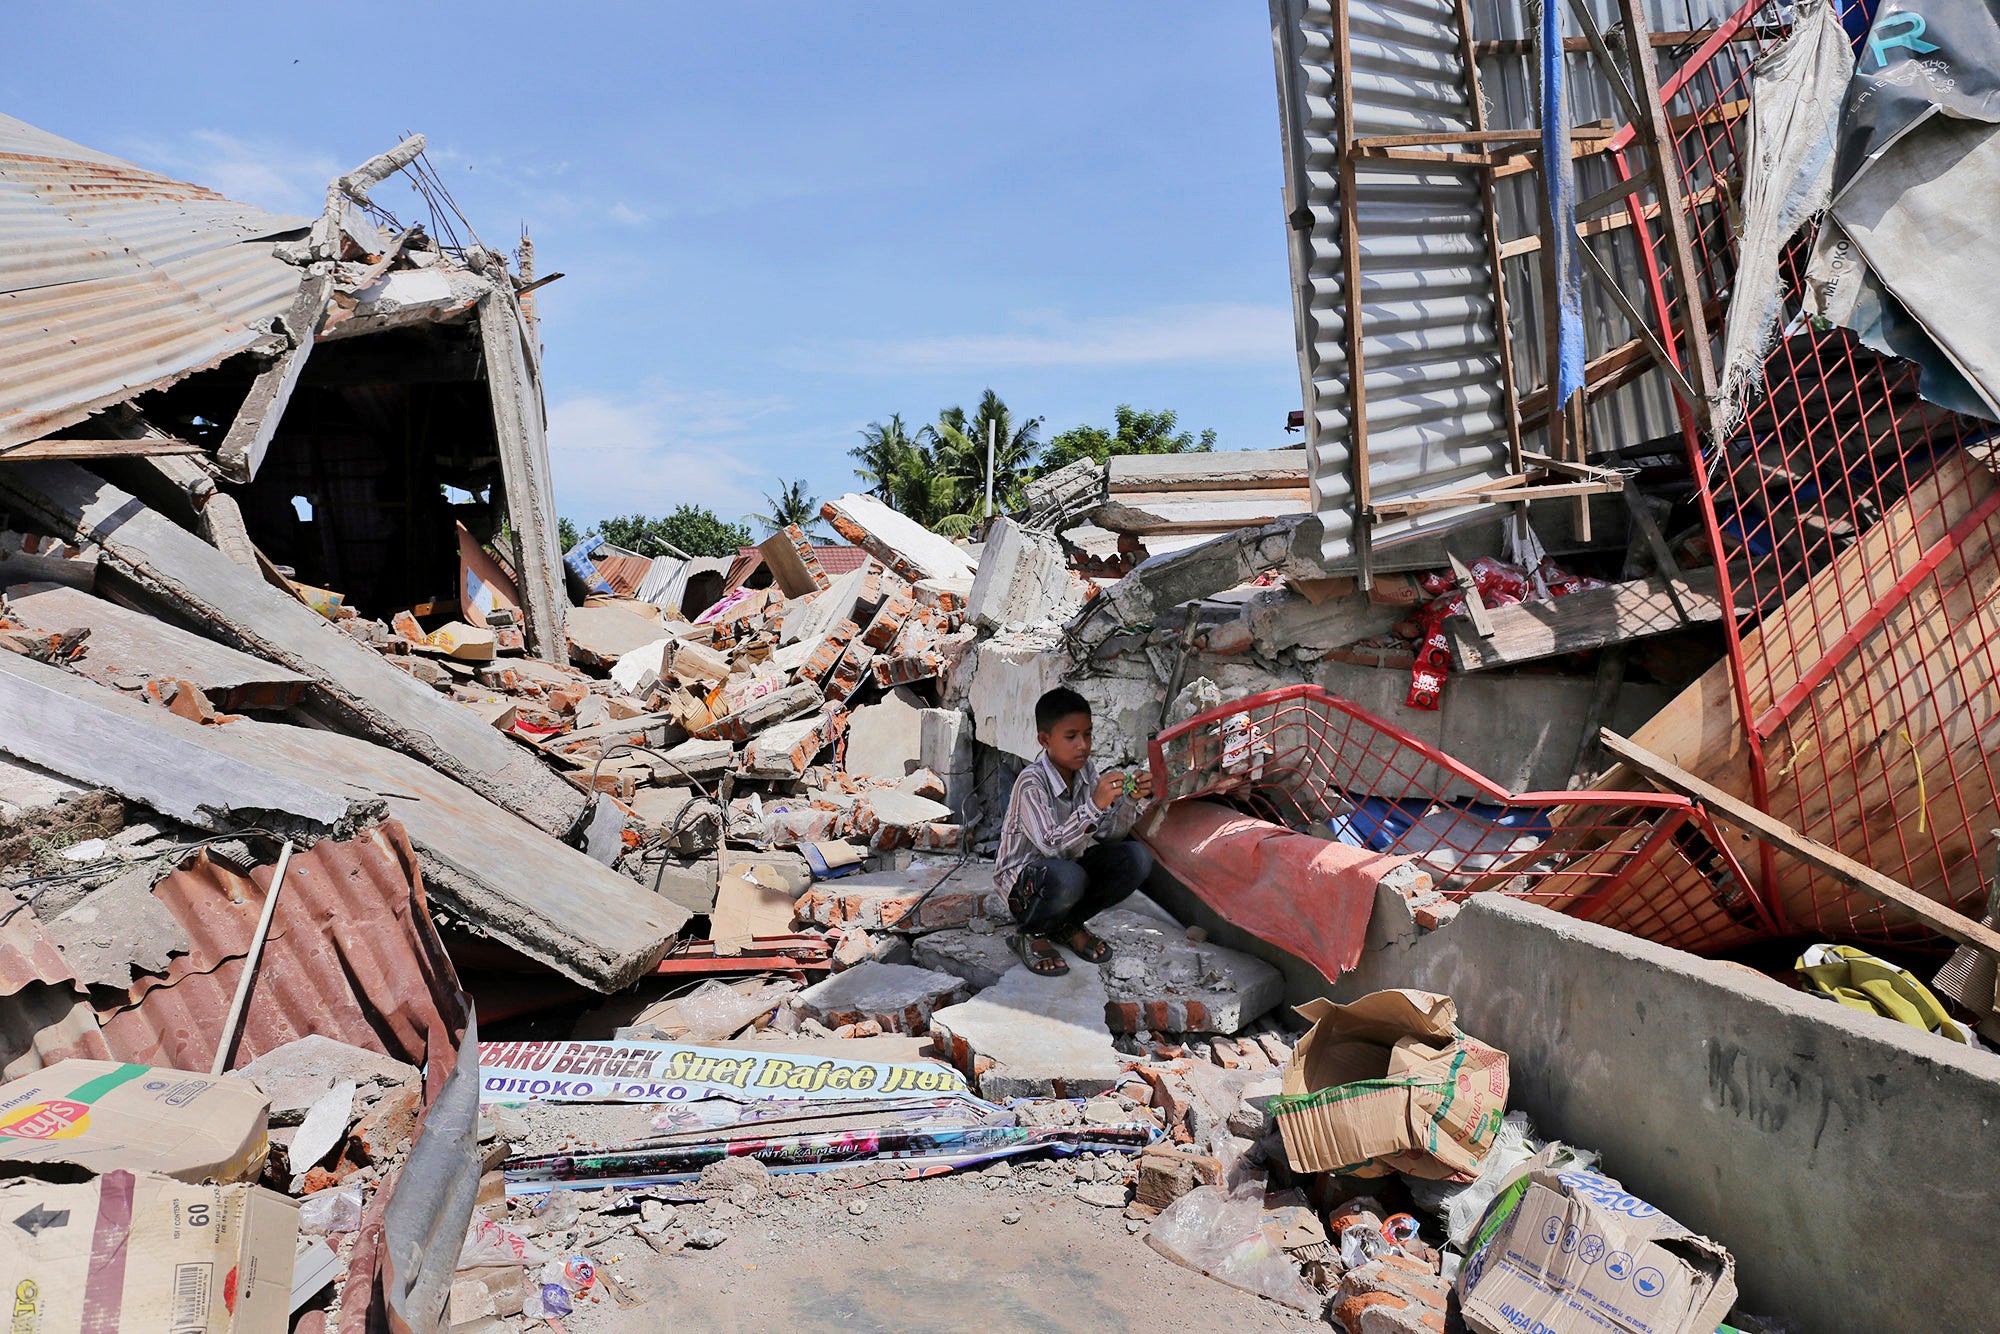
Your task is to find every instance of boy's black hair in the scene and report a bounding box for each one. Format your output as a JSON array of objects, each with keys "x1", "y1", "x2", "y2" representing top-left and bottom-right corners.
[{"x1": 1034, "y1": 686, "x2": 1091, "y2": 734}]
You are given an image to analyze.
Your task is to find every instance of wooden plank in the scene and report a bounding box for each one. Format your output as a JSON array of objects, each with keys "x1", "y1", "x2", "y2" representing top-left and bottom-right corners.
[
  {"x1": 1352, "y1": 146, "x2": 1495, "y2": 167},
  {"x1": 1498, "y1": 181, "x2": 1725, "y2": 261},
  {"x1": 0, "y1": 438, "x2": 201, "y2": 460},
  {"x1": 1471, "y1": 28, "x2": 1773, "y2": 57},
  {"x1": 1446, "y1": 551, "x2": 1495, "y2": 639},
  {"x1": 1600, "y1": 729, "x2": 2000, "y2": 958},
  {"x1": 1354, "y1": 127, "x2": 1616, "y2": 148},
  {"x1": 1577, "y1": 167, "x2": 1655, "y2": 220},
  {"x1": 1447, "y1": 568, "x2": 1723, "y2": 671}
]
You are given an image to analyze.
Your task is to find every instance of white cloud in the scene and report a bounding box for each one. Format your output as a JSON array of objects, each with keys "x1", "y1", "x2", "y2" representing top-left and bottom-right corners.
[
  {"x1": 545, "y1": 387, "x2": 786, "y2": 525},
  {"x1": 119, "y1": 130, "x2": 343, "y2": 217},
  {"x1": 818, "y1": 302, "x2": 1294, "y2": 372},
  {"x1": 606, "y1": 202, "x2": 649, "y2": 227}
]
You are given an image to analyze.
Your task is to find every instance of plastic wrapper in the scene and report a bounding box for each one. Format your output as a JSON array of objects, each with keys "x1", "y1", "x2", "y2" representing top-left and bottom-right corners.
[
  {"x1": 1404, "y1": 1110, "x2": 1601, "y2": 1251},
  {"x1": 1144, "y1": 1176, "x2": 1318, "y2": 1313},
  {"x1": 458, "y1": 1216, "x2": 550, "y2": 1270},
  {"x1": 299, "y1": 1184, "x2": 364, "y2": 1236},
  {"x1": 676, "y1": 978, "x2": 798, "y2": 1043}
]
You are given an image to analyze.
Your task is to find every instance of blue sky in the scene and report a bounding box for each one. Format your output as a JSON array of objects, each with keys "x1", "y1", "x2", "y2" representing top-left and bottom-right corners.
[{"x1": 6, "y1": 4, "x2": 1301, "y2": 529}]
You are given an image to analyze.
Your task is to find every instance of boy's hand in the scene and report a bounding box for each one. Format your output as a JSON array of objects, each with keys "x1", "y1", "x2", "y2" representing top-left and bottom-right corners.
[
  {"x1": 1092, "y1": 773, "x2": 1126, "y2": 810},
  {"x1": 1128, "y1": 768, "x2": 1154, "y2": 801}
]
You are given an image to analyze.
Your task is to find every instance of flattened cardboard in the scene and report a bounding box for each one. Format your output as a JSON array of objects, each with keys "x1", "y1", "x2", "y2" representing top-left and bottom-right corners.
[
  {"x1": 0, "y1": 1060, "x2": 270, "y2": 1184},
  {"x1": 0, "y1": 1171, "x2": 297, "y2": 1333},
  {"x1": 710, "y1": 863, "x2": 797, "y2": 955},
  {"x1": 1458, "y1": 1168, "x2": 1737, "y2": 1334},
  {"x1": 1269, "y1": 989, "x2": 1507, "y2": 1179}
]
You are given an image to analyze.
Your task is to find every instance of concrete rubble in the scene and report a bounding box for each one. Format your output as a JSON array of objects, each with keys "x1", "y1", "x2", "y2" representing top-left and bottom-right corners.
[{"x1": 5, "y1": 10, "x2": 1999, "y2": 1325}]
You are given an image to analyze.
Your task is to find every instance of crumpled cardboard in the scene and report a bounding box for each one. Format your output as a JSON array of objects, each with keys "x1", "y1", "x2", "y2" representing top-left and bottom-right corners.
[
  {"x1": 0, "y1": 1170, "x2": 297, "y2": 1333},
  {"x1": 1267, "y1": 989, "x2": 1508, "y2": 1179},
  {"x1": 0, "y1": 1060, "x2": 270, "y2": 1185},
  {"x1": 1457, "y1": 1165, "x2": 1737, "y2": 1334}
]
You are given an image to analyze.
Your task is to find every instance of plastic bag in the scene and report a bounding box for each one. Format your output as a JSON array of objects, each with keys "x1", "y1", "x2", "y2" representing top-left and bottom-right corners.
[
  {"x1": 1145, "y1": 1176, "x2": 1318, "y2": 1313},
  {"x1": 458, "y1": 1216, "x2": 550, "y2": 1270},
  {"x1": 299, "y1": 1185, "x2": 364, "y2": 1236},
  {"x1": 1404, "y1": 1111, "x2": 1600, "y2": 1249},
  {"x1": 676, "y1": 978, "x2": 798, "y2": 1043},
  {"x1": 533, "y1": 1187, "x2": 582, "y2": 1231}
]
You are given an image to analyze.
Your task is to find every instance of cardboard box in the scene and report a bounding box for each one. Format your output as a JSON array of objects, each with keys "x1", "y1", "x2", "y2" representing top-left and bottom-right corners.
[
  {"x1": 1457, "y1": 1167, "x2": 1737, "y2": 1334},
  {"x1": 0, "y1": 1170, "x2": 297, "y2": 1332},
  {"x1": 1267, "y1": 989, "x2": 1507, "y2": 1179},
  {"x1": 0, "y1": 1061, "x2": 270, "y2": 1184}
]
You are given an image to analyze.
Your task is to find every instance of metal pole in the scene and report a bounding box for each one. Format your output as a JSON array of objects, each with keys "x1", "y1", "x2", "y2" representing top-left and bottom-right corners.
[{"x1": 984, "y1": 417, "x2": 996, "y2": 519}]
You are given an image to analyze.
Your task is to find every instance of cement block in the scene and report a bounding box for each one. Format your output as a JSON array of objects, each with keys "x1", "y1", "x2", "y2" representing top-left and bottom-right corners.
[
  {"x1": 794, "y1": 962, "x2": 969, "y2": 1034},
  {"x1": 966, "y1": 518, "x2": 1084, "y2": 632},
  {"x1": 928, "y1": 955, "x2": 1124, "y2": 1099},
  {"x1": 910, "y1": 927, "x2": 1019, "y2": 991},
  {"x1": 966, "y1": 630, "x2": 1068, "y2": 762},
  {"x1": 742, "y1": 713, "x2": 829, "y2": 777},
  {"x1": 843, "y1": 685, "x2": 925, "y2": 781},
  {"x1": 661, "y1": 736, "x2": 735, "y2": 780},
  {"x1": 917, "y1": 708, "x2": 976, "y2": 822},
  {"x1": 1087, "y1": 907, "x2": 1283, "y2": 1035},
  {"x1": 821, "y1": 493, "x2": 976, "y2": 583},
  {"x1": 567, "y1": 603, "x2": 670, "y2": 668}
]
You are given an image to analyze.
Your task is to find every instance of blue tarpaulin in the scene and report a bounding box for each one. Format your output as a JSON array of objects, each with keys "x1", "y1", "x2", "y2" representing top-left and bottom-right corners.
[{"x1": 1540, "y1": 0, "x2": 1585, "y2": 408}]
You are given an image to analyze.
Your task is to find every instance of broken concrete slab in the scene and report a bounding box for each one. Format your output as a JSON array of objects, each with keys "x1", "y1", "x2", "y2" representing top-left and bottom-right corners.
[
  {"x1": 0, "y1": 529, "x2": 98, "y2": 591},
  {"x1": 5, "y1": 582, "x2": 312, "y2": 711},
  {"x1": 476, "y1": 281, "x2": 569, "y2": 664},
  {"x1": 660, "y1": 736, "x2": 734, "y2": 781},
  {"x1": 781, "y1": 563, "x2": 870, "y2": 647},
  {"x1": 0, "y1": 462, "x2": 587, "y2": 836},
  {"x1": 1105, "y1": 449, "x2": 1308, "y2": 493},
  {"x1": 794, "y1": 962, "x2": 969, "y2": 1035},
  {"x1": 566, "y1": 602, "x2": 669, "y2": 669},
  {"x1": 1085, "y1": 908, "x2": 1283, "y2": 1035},
  {"x1": 236, "y1": 1035, "x2": 418, "y2": 1123},
  {"x1": 0, "y1": 651, "x2": 681, "y2": 991},
  {"x1": 966, "y1": 519, "x2": 1088, "y2": 632},
  {"x1": 1021, "y1": 457, "x2": 1107, "y2": 533},
  {"x1": 853, "y1": 788, "x2": 951, "y2": 834},
  {"x1": 793, "y1": 859, "x2": 1007, "y2": 932},
  {"x1": 843, "y1": 685, "x2": 925, "y2": 780},
  {"x1": 697, "y1": 681, "x2": 822, "y2": 742},
  {"x1": 966, "y1": 629, "x2": 1068, "y2": 761},
  {"x1": 917, "y1": 707, "x2": 976, "y2": 823},
  {"x1": 910, "y1": 927, "x2": 1018, "y2": 992},
  {"x1": 40, "y1": 867, "x2": 190, "y2": 990},
  {"x1": 821, "y1": 493, "x2": 976, "y2": 583},
  {"x1": 928, "y1": 954, "x2": 1123, "y2": 1099},
  {"x1": 756, "y1": 525, "x2": 830, "y2": 598}
]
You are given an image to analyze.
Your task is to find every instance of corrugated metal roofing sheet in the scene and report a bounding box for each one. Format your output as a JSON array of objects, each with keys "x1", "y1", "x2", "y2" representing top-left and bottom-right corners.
[
  {"x1": 0, "y1": 896, "x2": 113, "y2": 1079},
  {"x1": 1271, "y1": 0, "x2": 1514, "y2": 563},
  {"x1": 96, "y1": 821, "x2": 467, "y2": 1074},
  {"x1": 0, "y1": 112, "x2": 311, "y2": 450}
]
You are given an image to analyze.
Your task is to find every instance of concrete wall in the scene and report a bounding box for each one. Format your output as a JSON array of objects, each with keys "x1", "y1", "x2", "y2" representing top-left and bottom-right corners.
[{"x1": 1144, "y1": 870, "x2": 2000, "y2": 1334}]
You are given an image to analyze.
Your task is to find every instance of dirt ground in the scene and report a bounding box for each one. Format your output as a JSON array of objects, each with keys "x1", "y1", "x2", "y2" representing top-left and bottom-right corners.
[{"x1": 534, "y1": 1161, "x2": 1320, "y2": 1333}]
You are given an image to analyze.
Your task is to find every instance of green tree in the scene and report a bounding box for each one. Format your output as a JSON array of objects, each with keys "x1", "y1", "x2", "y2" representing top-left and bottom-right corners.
[
  {"x1": 1040, "y1": 405, "x2": 1217, "y2": 473},
  {"x1": 851, "y1": 414, "x2": 958, "y2": 527},
  {"x1": 595, "y1": 506, "x2": 753, "y2": 559},
  {"x1": 929, "y1": 390, "x2": 1044, "y2": 534},
  {"x1": 748, "y1": 478, "x2": 826, "y2": 538},
  {"x1": 557, "y1": 516, "x2": 582, "y2": 550}
]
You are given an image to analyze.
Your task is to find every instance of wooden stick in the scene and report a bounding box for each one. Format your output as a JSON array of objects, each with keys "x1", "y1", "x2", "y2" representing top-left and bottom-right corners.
[
  {"x1": 211, "y1": 841, "x2": 294, "y2": 1075},
  {"x1": 1598, "y1": 731, "x2": 2000, "y2": 957}
]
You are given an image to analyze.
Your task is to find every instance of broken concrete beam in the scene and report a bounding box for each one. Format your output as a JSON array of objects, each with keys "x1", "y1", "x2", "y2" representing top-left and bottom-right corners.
[
  {"x1": 0, "y1": 651, "x2": 681, "y2": 990},
  {"x1": 793, "y1": 860, "x2": 1007, "y2": 932},
  {"x1": 4, "y1": 583, "x2": 311, "y2": 711},
  {"x1": 665, "y1": 637, "x2": 731, "y2": 686},
  {"x1": 566, "y1": 602, "x2": 670, "y2": 669},
  {"x1": 696, "y1": 681, "x2": 822, "y2": 742},
  {"x1": 782, "y1": 564, "x2": 869, "y2": 647},
  {"x1": 928, "y1": 955, "x2": 1123, "y2": 1099},
  {"x1": 870, "y1": 641, "x2": 941, "y2": 689},
  {"x1": 757, "y1": 525, "x2": 831, "y2": 598},
  {"x1": 0, "y1": 530, "x2": 98, "y2": 591},
  {"x1": 820, "y1": 493, "x2": 976, "y2": 583},
  {"x1": 967, "y1": 518, "x2": 1086, "y2": 632},
  {"x1": 794, "y1": 962, "x2": 969, "y2": 1034},
  {"x1": 476, "y1": 282, "x2": 569, "y2": 663},
  {"x1": 0, "y1": 462, "x2": 586, "y2": 836},
  {"x1": 741, "y1": 712, "x2": 831, "y2": 778},
  {"x1": 1020, "y1": 457, "x2": 1107, "y2": 533},
  {"x1": 843, "y1": 685, "x2": 924, "y2": 781},
  {"x1": 1094, "y1": 490, "x2": 1312, "y2": 536},
  {"x1": 1105, "y1": 450, "x2": 1308, "y2": 493},
  {"x1": 1088, "y1": 908, "x2": 1283, "y2": 1035},
  {"x1": 910, "y1": 926, "x2": 1018, "y2": 991},
  {"x1": 851, "y1": 789, "x2": 953, "y2": 851},
  {"x1": 917, "y1": 708, "x2": 976, "y2": 823},
  {"x1": 966, "y1": 630, "x2": 1069, "y2": 762}
]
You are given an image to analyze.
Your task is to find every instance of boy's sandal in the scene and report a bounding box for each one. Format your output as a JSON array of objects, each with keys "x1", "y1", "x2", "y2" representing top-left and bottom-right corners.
[
  {"x1": 1011, "y1": 932, "x2": 1070, "y2": 976},
  {"x1": 1060, "y1": 925, "x2": 1113, "y2": 964}
]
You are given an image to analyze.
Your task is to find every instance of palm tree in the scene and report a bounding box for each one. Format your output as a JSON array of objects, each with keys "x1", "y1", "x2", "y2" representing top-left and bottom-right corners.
[
  {"x1": 931, "y1": 390, "x2": 1044, "y2": 529},
  {"x1": 852, "y1": 414, "x2": 926, "y2": 505},
  {"x1": 748, "y1": 479, "x2": 825, "y2": 538}
]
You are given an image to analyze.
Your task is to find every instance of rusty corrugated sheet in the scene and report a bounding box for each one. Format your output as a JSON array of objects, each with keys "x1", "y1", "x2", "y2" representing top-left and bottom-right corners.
[
  {"x1": 0, "y1": 896, "x2": 114, "y2": 1077},
  {"x1": 0, "y1": 112, "x2": 310, "y2": 450},
  {"x1": 96, "y1": 821, "x2": 467, "y2": 1073}
]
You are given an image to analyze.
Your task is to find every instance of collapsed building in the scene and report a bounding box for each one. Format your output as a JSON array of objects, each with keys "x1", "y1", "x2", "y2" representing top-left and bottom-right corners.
[{"x1": 1, "y1": 1, "x2": 1998, "y2": 1330}]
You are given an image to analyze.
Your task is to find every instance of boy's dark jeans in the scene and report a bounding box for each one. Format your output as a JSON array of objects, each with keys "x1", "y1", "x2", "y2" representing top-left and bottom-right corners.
[{"x1": 1008, "y1": 839, "x2": 1155, "y2": 935}]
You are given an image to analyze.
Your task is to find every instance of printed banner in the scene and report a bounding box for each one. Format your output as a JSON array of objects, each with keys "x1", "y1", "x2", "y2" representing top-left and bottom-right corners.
[{"x1": 477, "y1": 1039, "x2": 970, "y2": 1105}]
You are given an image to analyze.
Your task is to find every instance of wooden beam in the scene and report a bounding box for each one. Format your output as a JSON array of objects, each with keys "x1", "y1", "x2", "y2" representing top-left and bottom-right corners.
[
  {"x1": 1498, "y1": 182, "x2": 1724, "y2": 263},
  {"x1": 1600, "y1": 729, "x2": 2000, "y2": 959},
  {"x1": 1446, "y1": 551, "x2": 1495, "y2": 638},
  {"x1": 1, "y1": 437, "x2": 202, "y2": 461},
  {"x1": 1577, "y1": 167, "x2": 1656, "y2": 221},
  {"x1": 1351, "y1": 146, "x2": 1494, "y2": 167},
  {"x1": 1471, "y1": 28, "x2": 1776, "y2": 57},
  {"x1": 1354, "y1": 127, "x2": 1617, "y2": 149}
]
